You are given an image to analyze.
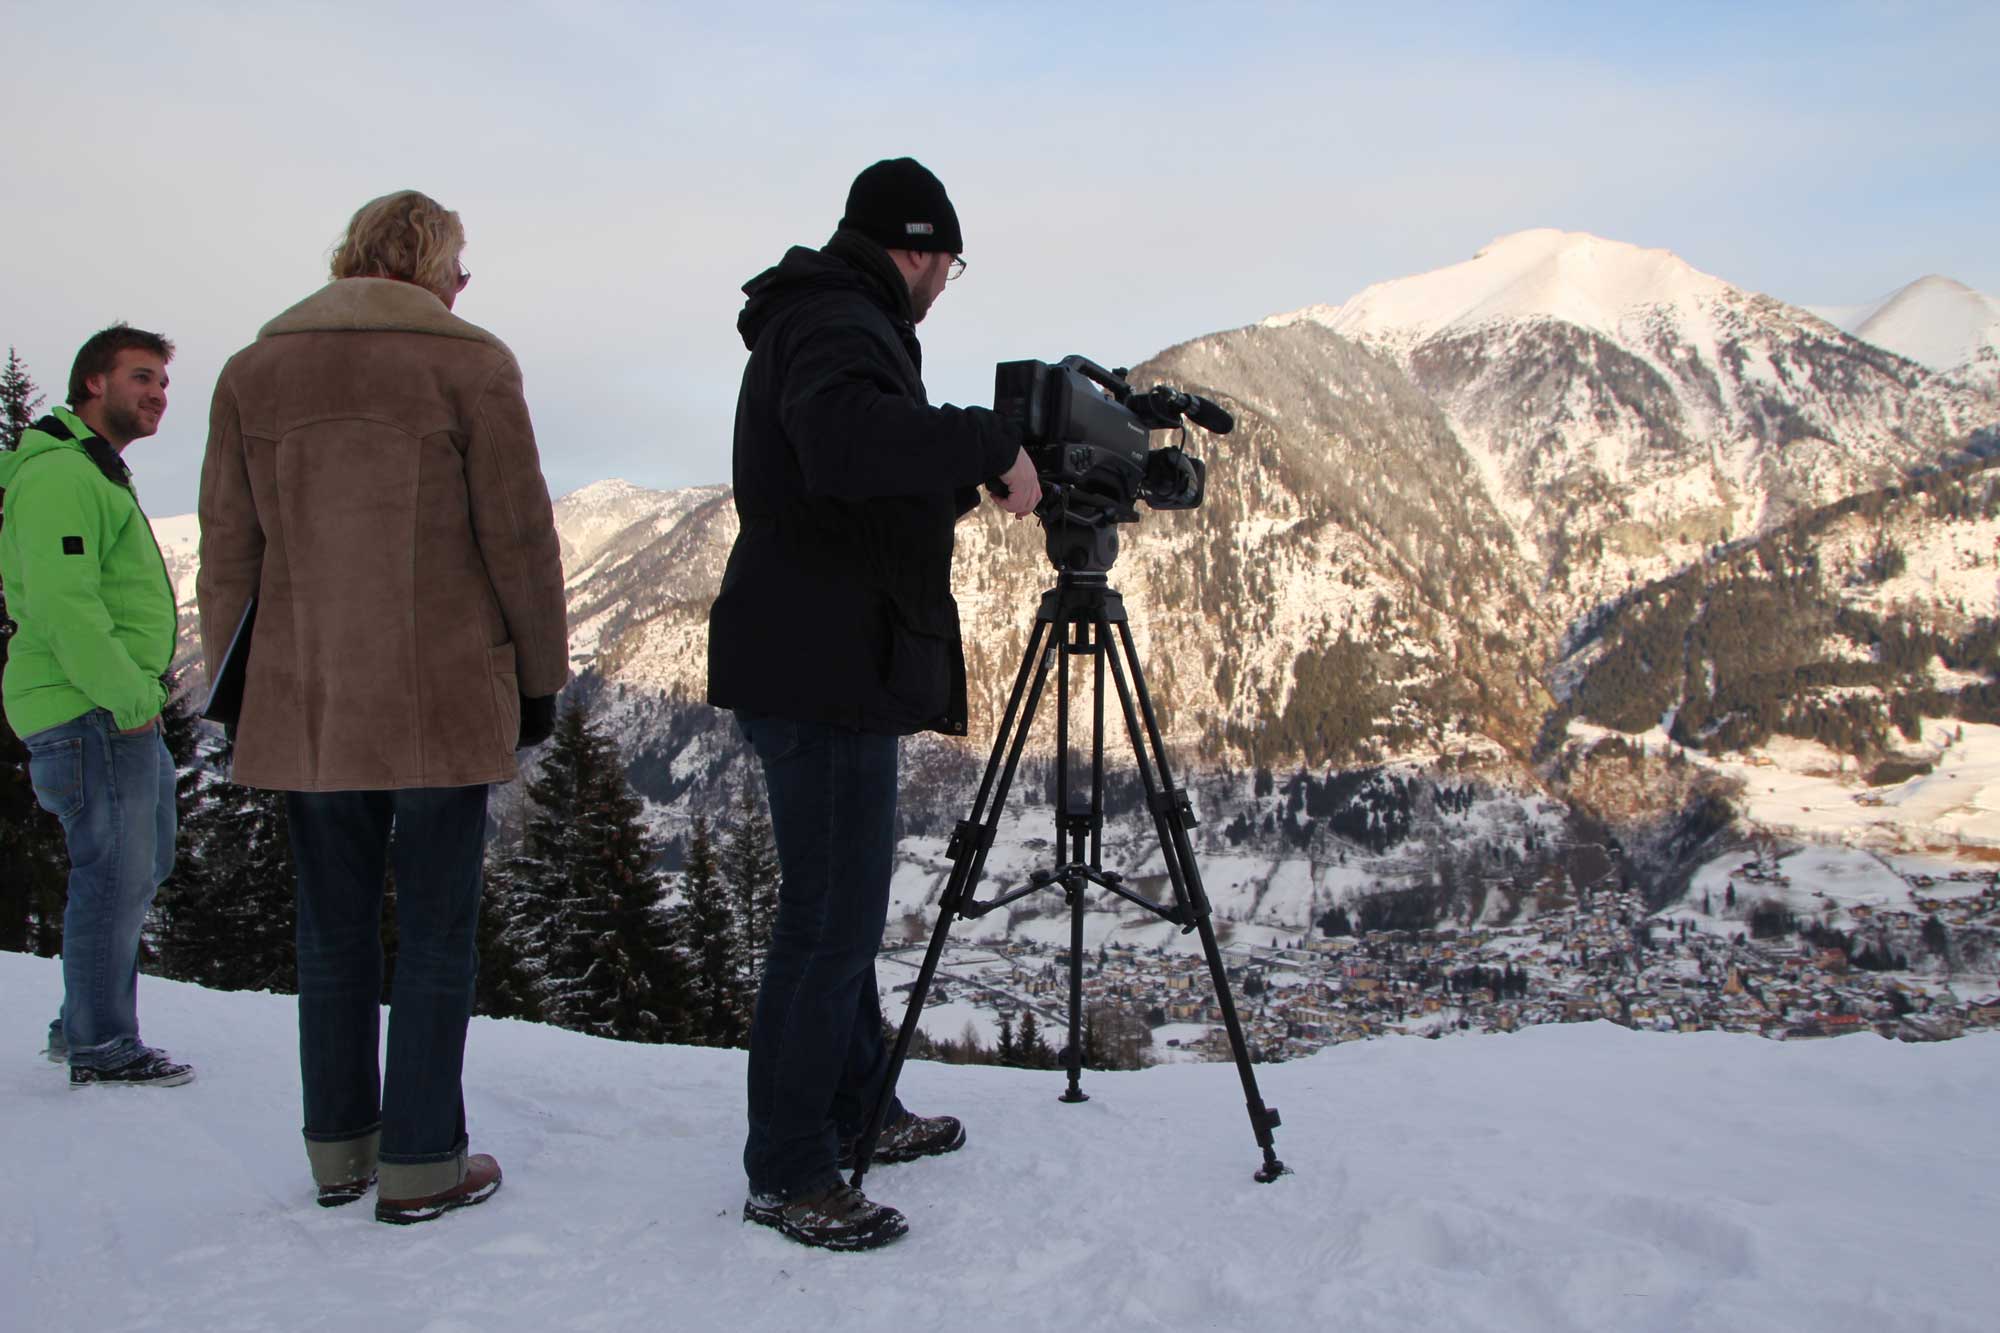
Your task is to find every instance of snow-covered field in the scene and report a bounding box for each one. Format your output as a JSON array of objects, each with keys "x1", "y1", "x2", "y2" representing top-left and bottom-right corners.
[
  {"x1": 6, "y1": 952, "x2": 1996, "y2": 1333},
  {"x1": 1567, "y1": 715, "x2": 2000, "y2": 859}
]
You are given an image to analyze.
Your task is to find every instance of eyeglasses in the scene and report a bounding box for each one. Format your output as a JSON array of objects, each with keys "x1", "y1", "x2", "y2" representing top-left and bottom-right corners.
[
  {"x1": 456, "y1": 268, "x2": 472, "y2": 292},
  {"x1": 947, "y1": 255, "x2": 967, "y2": 282}
]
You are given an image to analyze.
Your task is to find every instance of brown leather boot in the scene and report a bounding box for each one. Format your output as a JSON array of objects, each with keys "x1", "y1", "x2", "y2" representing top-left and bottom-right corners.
[{"x1": 375, "y1": 1154, "x2": 502, "y2": 1225}]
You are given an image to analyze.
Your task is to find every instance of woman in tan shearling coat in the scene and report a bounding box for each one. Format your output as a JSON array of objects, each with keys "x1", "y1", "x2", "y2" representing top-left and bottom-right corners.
[{"x1": 197, "y1": 190, "x2": 567, "y2": 1224}]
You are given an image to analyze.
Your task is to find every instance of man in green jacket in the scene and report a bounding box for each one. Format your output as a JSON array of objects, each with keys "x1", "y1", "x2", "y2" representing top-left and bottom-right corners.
[{"x1": 0, "y1": 323, "x2": 192, "y2": 1087}]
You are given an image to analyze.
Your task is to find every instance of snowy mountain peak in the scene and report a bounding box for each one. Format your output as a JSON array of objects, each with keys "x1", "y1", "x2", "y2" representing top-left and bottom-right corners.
[
  {"x1": 1810, "y1": 274, "x2": 2000, "y2": 373},
  {"x1": 557, "y1": 477, "x2": 653, "y2": 509},
  {"x1": 553, "y1": 477, "x2": 692, "y2": 574},
  {"x1": 1266, "y1": 229, "x2": 1734, "y2": 351}
]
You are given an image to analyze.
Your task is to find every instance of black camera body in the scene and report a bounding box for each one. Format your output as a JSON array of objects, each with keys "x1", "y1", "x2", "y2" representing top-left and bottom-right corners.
[{"x1": 993, "y1": 356, "x2": 1229, "y2": 572}]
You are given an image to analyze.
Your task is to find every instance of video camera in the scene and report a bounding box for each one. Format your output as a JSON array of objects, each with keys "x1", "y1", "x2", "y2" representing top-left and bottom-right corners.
[{"x1": 993, "y1": 356, "x2": 1232, "y2": 572}]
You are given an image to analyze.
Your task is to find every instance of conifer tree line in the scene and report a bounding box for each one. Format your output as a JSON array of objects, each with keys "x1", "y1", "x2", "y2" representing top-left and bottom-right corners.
[
  {"x1": 0, "y1": 486, "x2": 780, "y2": 1050},
  {"x1": 900, "y1": 999, "x2": 1154, "y2": 1072},
  {"x1": 0, "y1": 347, "x2": 771, "y2": 1044}
]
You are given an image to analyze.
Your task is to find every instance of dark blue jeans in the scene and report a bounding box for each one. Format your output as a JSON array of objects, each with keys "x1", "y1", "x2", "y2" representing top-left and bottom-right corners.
[
  {"x1": 286, "y1": 785, "x2": 487, "y2": 1172},
  {"x1": 21, "y1": 709, "x2": 176, "y2": 1070},
  {"x1": 738, "y1": 713, "x2": 906, "y2": 1200}
]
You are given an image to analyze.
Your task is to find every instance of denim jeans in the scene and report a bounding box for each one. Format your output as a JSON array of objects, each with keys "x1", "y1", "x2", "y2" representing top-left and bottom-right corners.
[
  {"x1": 737, "y1": 713, "x2": 906, "y2": 1200},
  {"x1": 285, "y1": 784, "x2": 487, "y2": 1177},
  {"x1": 21, "y1": 709, "x2": 176, "y2": 1070}
]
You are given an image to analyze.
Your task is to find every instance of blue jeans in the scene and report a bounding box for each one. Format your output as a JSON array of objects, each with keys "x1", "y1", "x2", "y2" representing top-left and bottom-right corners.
[
  {"x1": 738, "y1": 713, "x2": 906, "y2": 1199},
  {"x1": 22, "y1": 709, "x2": 176, "y2": 1071},
  {"x1": 285, "y1": 785, "x2": 487, "y2": 1173}
]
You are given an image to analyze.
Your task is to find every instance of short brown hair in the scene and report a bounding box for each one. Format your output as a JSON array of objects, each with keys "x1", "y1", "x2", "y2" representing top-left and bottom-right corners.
[
  {"x1": 330, "y1": 190, "x2": 466, "y2": 302},
  {"x1": 67, "y1": 324, "x2": 176, "y2": 407}
]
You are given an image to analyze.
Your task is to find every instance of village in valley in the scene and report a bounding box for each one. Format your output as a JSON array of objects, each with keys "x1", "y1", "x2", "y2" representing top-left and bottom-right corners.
[{"x1": 883, "y1": 848, "x2": 2000, "y2": 1068}]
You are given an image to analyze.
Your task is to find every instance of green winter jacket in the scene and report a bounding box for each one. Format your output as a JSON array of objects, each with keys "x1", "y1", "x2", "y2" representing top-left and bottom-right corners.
[{"x1": 0, "y1": 405, "x2": 176, "y2": 738}]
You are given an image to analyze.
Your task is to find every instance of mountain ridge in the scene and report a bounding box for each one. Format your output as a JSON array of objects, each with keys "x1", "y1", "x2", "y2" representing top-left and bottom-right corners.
[{"x1": 142, "y1": 226, "x2": 2000, "y2": 916}]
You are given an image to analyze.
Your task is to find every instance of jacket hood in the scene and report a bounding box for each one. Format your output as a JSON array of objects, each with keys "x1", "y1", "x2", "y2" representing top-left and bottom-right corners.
[
  {"x1": 736, "y1": 231, "x2": 912, "y2": 351},
  {"x1": 259, "y1": 278, "x2": 511, "y2": 355},
  {"x1": 0, "y1": 407, "x2": 94, "y2": 489}
]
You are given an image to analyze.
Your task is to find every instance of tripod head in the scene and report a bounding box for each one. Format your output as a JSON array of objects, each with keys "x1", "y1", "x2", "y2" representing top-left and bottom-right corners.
[{"x1": 1035, "y1": 484, "x2": 1131, "y2": 573}]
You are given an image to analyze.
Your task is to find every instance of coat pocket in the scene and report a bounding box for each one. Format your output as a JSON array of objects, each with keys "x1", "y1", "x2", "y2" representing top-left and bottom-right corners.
[
  {"x1": 881, "y1": 596, "x2": 960, "y2": 723},
  {"x1": 488, "y1": 642, "x2": 521, "y2": 752}
]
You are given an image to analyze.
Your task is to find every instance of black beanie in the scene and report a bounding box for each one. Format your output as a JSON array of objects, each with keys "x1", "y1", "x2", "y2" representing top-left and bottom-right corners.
[{"x1": 839, "y1": 157, "x2": 962, "y2": 255}]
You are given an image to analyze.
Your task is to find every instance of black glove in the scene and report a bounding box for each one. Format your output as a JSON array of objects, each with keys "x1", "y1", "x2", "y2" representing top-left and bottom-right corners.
[{"x1": 518, "y1": 694, "x2": 557, "y2": 749}]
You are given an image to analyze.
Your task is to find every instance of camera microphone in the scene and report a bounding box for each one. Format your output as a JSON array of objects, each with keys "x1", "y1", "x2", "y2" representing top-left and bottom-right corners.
[
  {"x1": 1131, "y1": 385, "x2": 1232, "y2": 435},
  {"x1": 1184, "y1": 396, "x2": 1233, "y2": 435}
]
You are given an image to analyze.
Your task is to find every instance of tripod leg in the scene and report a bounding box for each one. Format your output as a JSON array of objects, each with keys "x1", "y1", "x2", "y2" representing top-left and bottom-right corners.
[
  {"x1": 1060, "y1": 622, "x2": 1108, "y2": 1103},
  {"x1": 1060, "y1": 872, "x2": 1089, "y2": 1102},
  {"x1": 849, "y1": 617, "x2": 1059, "y2": 1189},
  {"x1": 1104, "y1": 622, "x2": 1288, "y2": 1182}
]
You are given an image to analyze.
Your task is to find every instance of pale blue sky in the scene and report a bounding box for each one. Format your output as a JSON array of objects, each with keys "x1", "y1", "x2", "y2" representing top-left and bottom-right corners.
[{"x1": 4, "y1": 1, "x2": 1994, "y2": 517}]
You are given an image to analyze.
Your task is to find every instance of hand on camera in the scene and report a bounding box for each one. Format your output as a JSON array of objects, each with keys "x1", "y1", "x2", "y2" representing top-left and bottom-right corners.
[{"x1": 987, "y1": 448, "x2": 1042, "y2": 518}]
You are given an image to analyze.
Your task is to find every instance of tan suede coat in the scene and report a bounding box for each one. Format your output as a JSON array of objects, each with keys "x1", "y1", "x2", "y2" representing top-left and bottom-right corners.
[{"x1": 197, "y1": 279, "x2": 568, "y2": 791}]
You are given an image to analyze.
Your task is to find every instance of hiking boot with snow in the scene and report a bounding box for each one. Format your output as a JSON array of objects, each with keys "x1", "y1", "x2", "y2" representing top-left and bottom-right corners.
[
  {"x1": 375, "y1": 1154, "x2": 502, "y2": 1225},
  {"x1": 317, "y1": 1174, "x2": 377, "y2": 1208},
  {"x1": 43, "y1": 1021, "x2": 66, "y2": 1065},
  {"x1": 68, "y1": 1048, "x2": 194, "y2": 1089},
  {"x1": 840, "y1": 1109, "x2": 966, "y2": 1168},
  {"x1": 743, "y1": 1181, "x2": 908, "y2": 1251}
]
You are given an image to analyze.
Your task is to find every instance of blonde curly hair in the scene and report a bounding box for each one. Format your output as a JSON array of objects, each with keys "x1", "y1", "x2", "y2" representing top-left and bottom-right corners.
[{"x1": 329, "y1": 190, "x2": 465, "y2": 302}]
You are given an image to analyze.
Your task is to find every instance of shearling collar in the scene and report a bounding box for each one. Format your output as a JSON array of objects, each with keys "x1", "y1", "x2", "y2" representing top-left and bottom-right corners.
[{"x1": 257, "y1": 278, "x2": 510, "y2": 354}]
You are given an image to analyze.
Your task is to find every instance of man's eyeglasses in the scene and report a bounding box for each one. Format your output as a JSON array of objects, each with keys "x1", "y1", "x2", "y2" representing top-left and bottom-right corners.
[
  {"x1": 947, "y1": 255, "x2": 967, "y2": 282},
  {"x1": 456, "y1": 268, "x2": 472, "y2": 292}
]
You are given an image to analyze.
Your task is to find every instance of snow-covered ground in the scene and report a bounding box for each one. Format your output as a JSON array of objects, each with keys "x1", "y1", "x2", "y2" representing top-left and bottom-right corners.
[
  {"x1": 1567, "y1": 716, "x2": 2000, "y2": 857},
  {"x1": 6, "y1": 952, "x2": 1997, "y2": 1333}
]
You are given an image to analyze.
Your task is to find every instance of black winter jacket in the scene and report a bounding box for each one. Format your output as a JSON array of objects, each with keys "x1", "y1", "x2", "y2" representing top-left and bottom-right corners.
[{"x1": 706, "y1": 232, "x2": 1019, "y2": 735}]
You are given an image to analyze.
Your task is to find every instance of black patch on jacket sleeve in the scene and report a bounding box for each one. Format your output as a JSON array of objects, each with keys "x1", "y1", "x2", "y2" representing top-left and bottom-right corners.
[{"x1": 62, "y1": 536, "x2": 85, "y2": 555}]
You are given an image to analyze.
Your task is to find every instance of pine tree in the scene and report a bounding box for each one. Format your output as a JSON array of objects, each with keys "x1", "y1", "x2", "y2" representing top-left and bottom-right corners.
[
  {"x1": 589, "y1": 758, "x2": 685, "y2": 1043},
  {"x1": 491, "y1": 716, "x2": 588, "y2": 1017},
  {"x1": 996, "y1": 1013, "x2": 1017, "y2": 1066},
  {"x1": 153, "y1": 685, "x2": 298, "y2": 994},
  {"x1": 474, "y1": 848, "x2": 542, "y2": 1021},
  {"x1": 723, "y1": 773, "x2": 779, "y2": 988},
  {"x1": 1, "y1": 347, "x2": 43, "y2": 451},
  {"x1": 675, "y1": 815, "x2": 747, "y2": 1047},
  {"x1": 1016, "y1": 1008, "x2": 1054, "y2": 1069},
  {"x1": 512, "y1": 701, "x2": 610, "y2": 1030},
  {"x1": 504, "y1": 697, "x2": 687, "y2": 1040}
]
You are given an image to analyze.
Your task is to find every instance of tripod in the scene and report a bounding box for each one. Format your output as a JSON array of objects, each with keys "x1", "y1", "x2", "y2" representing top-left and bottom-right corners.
[{"x1": 851, "y1": 560, "x2": 1287, "y2": 1186}]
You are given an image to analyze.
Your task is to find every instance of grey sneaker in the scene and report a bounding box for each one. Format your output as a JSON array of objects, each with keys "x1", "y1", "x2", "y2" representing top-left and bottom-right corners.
[
  {"x1": 43, "y1": 1022, "x2": 66, "y2": 1065},
  {"x1": 69, "y1": 1047, "x2": 194, "y2": 1089},
  {"x1": 840, "y1": 1109, "x2": 966, "y2": 1168},
  {"x1": 743, "y1": 1182, "x2": 908, "y2": 1251}
]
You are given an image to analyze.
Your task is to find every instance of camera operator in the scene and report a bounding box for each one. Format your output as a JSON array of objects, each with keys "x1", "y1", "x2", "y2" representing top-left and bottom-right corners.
[{"x1": 708, "y1": 156, "x2": 1038, "y2": 1251}]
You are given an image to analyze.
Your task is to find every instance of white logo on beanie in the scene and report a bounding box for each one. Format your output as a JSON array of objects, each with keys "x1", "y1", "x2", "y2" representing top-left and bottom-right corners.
[{"x1": 905, "y1": 222, "x2": 935, "y2": 235}]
